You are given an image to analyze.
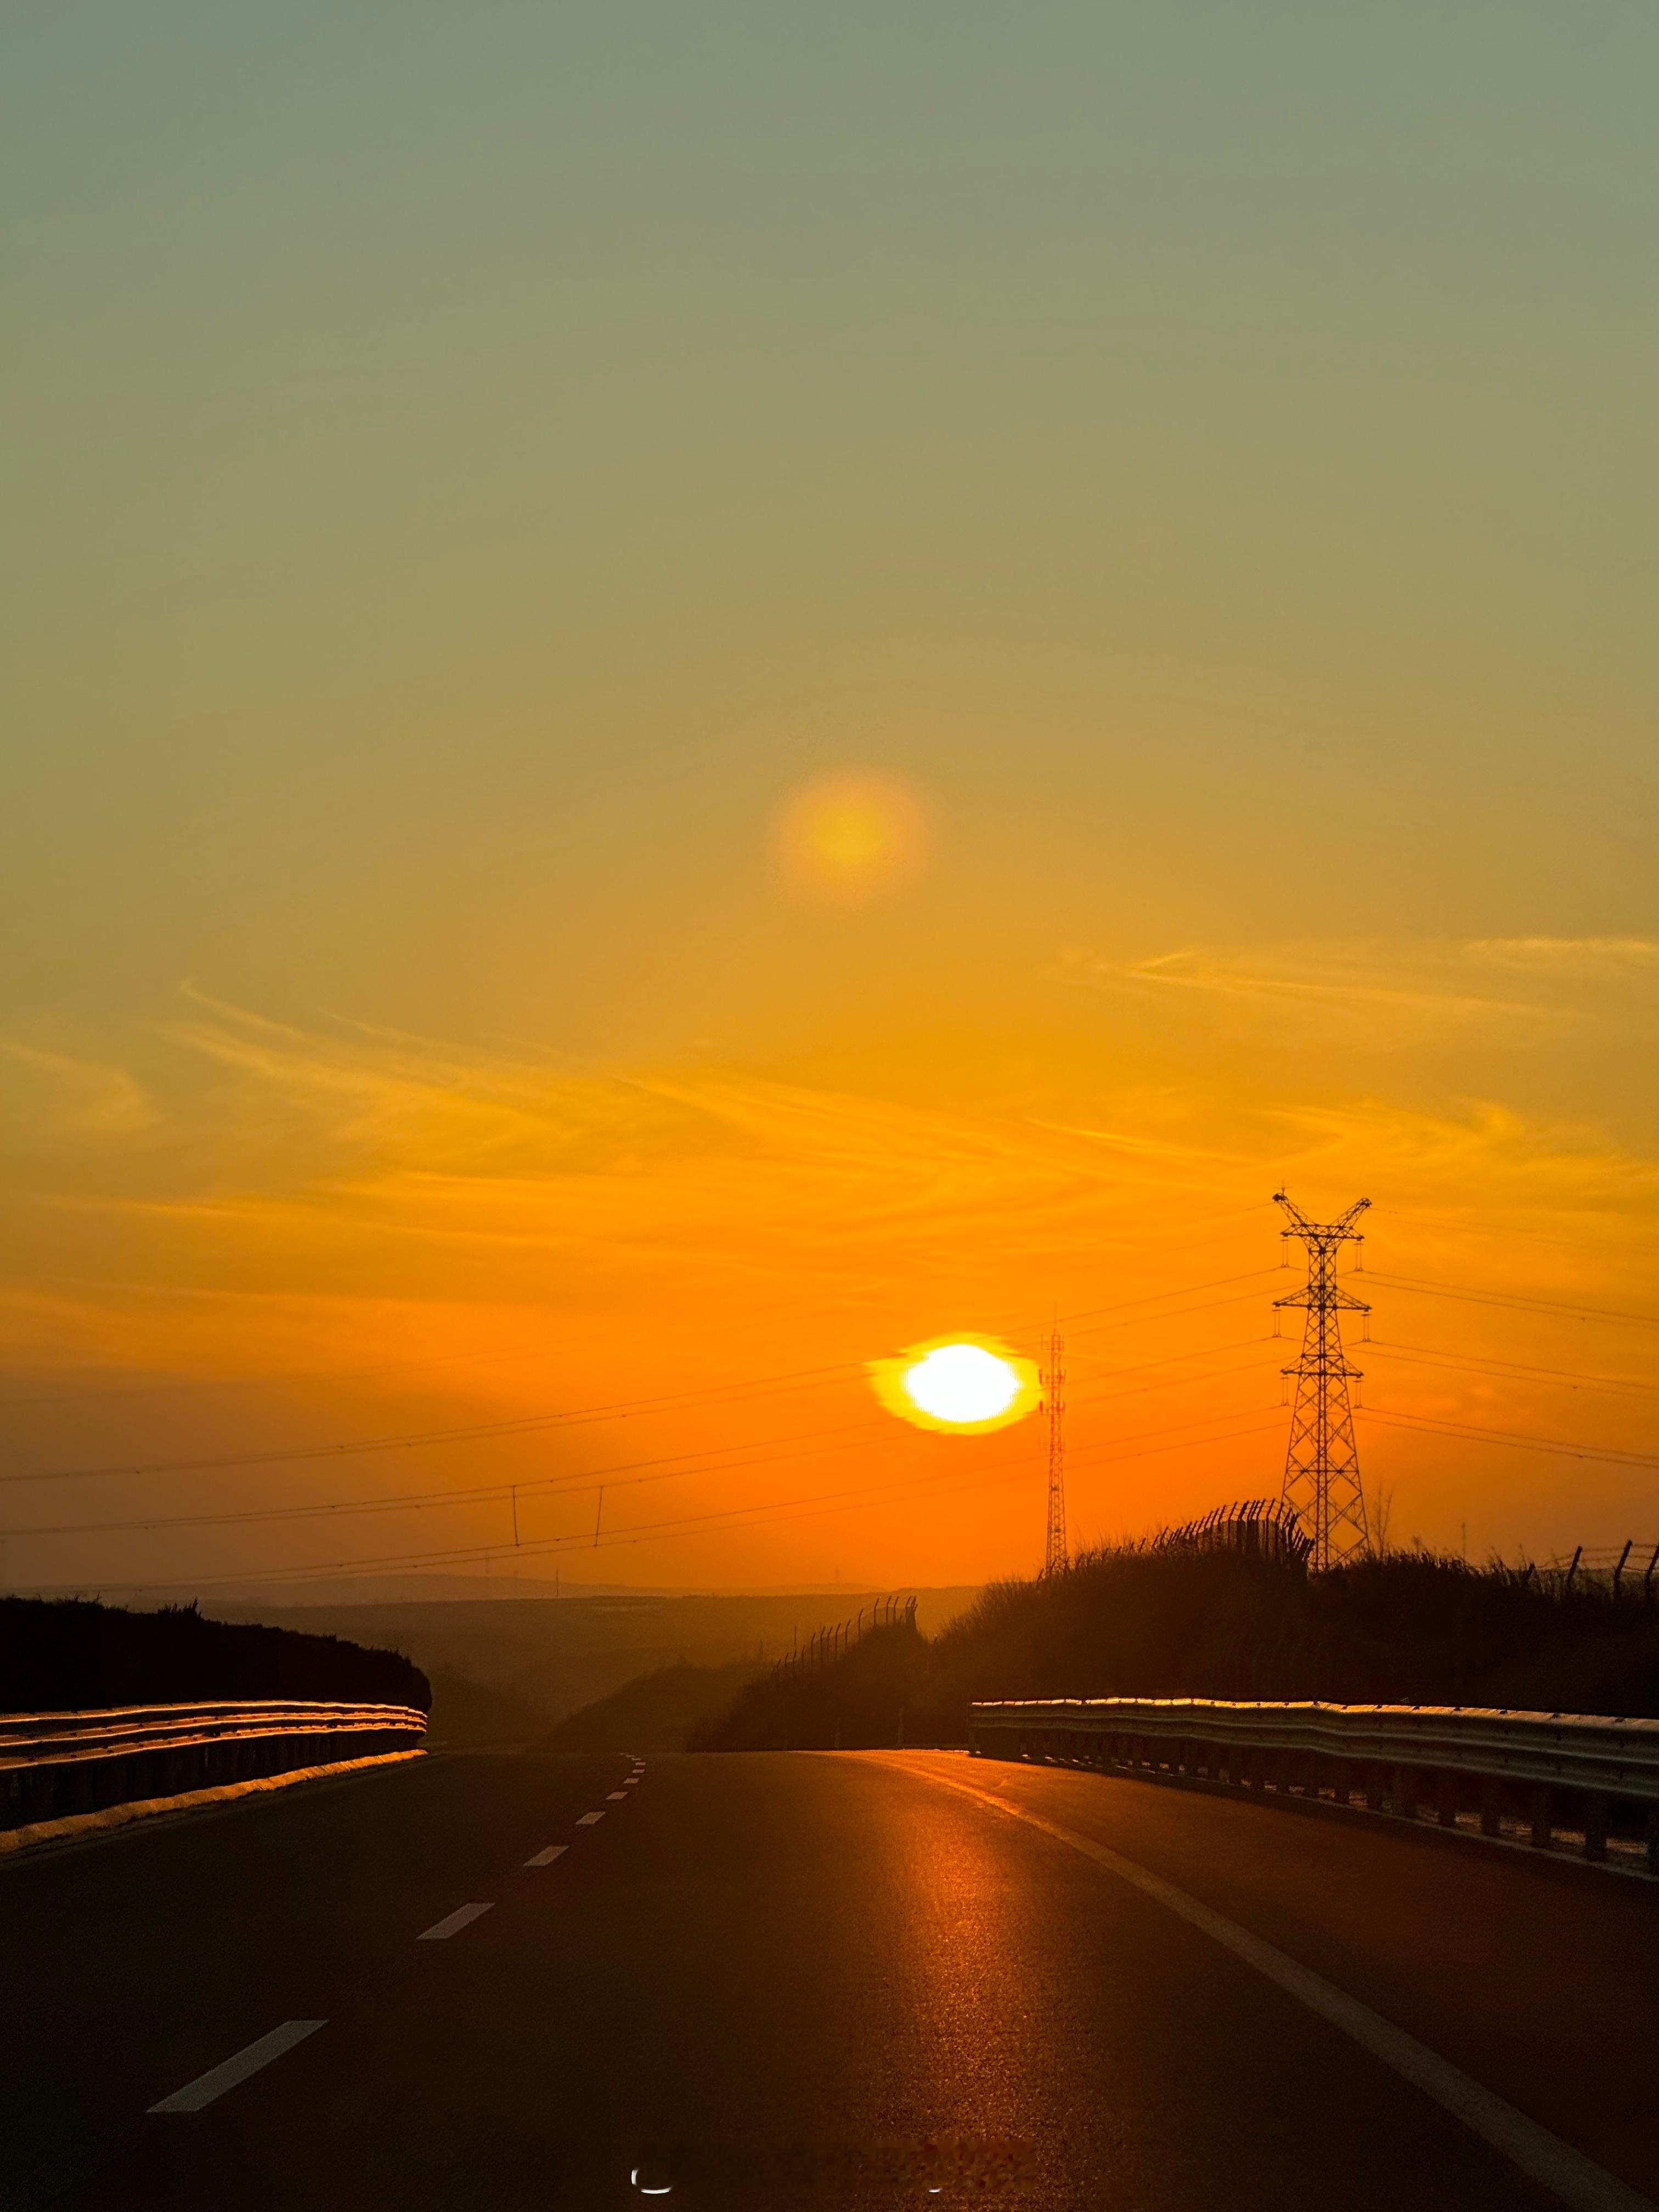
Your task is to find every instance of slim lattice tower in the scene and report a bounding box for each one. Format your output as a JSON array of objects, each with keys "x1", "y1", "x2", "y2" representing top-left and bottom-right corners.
[
  {"x1": 1041, "y1": 1325, "x2": 1068, "y2": 1575},
  {"x1": 1274, "y1": 1192, "x2": 1371, "y2": 1570}
]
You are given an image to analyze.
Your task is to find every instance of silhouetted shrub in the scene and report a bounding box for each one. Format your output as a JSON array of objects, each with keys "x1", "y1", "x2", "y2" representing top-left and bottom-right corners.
[{"x1": 693, "y1": 1620, "x2": 928, "y2": 1751}]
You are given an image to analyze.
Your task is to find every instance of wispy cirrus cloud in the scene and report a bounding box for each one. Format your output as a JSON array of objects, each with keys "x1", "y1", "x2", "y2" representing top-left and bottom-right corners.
[
  {"x1": 0, "y1": 1039, "x2": 157, "y2": 1138},
  {"x1": 1466, "y1": 936, "x2": 1659, "y2": 970},
  {"x1": 1097, "y1": 943, "x2": 1556, "y2": 1030},
  {"x1": 1086, "y1": 936, "x2": 1659, "y2": 1058}
]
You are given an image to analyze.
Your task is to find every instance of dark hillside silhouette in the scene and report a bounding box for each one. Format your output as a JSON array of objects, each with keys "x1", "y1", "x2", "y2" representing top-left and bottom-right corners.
[
  {"x1": 0, "y1": 1594, "x2": 429, "y2": 1714},
  {"x1": 692, "y1": 1542, "x2": 1659, "y2": 1751},
  {"x1": 543, "y1": 1657, "x2": 765, "y2": 1752}
]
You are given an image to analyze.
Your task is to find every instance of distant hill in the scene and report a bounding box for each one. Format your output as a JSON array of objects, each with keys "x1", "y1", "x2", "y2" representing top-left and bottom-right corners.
[
  {"x1": 89, "y1": 1572, "x2": 932, "y2": 1608},
  {"x1": 542, "y1": 1658, "x2": 768, "y2": 1753},
  {"x1": 198, "y1": 1587, "x2": 979, "y2": 1741}
]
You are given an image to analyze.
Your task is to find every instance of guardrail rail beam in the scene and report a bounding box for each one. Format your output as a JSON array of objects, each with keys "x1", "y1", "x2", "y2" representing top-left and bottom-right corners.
[{"x1": 968, "y1": 1695, "x2": 1659, "y2": 1877}]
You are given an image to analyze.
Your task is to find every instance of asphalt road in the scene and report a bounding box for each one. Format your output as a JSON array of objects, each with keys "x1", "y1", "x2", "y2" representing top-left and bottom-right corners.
[{"x1": 4, "y1": 1748, "x2": 1656, "y2": 2210}]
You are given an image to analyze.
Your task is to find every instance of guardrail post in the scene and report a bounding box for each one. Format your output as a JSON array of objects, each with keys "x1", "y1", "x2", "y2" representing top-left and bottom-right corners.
[
  {"x1": 1435, "y1": 1769, "x2": 1459, "y2": 1830},
  {"x1": 1646, "y1": 1806, "x2": 1659, "y2": 1878},
  {"x1": 1528, "y1": 1786, "x2": 1553, "y2": 1850},
  {"x1": 1581, "y1": 1792, "x2": 1609, "y2": 1864},
  {"x1": 1364, "y1": 1765, "x2": 1384, "y2": 1812},
  {"x1": 1390, "y1": 1766, "x2": 1417, "y2": 1820},
  {"x1": 1479, "y1": 1779, "x2": 1502, "y2": 1838}
]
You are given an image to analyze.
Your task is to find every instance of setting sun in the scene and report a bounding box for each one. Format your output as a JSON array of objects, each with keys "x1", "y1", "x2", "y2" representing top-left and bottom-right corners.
[{"x1": 869, "y1": 1335, "x2": 1041, "y2": 1435}]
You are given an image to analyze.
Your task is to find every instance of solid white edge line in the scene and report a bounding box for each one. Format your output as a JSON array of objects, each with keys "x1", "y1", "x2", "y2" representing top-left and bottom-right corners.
[
  {"x1": 577, "y1": 1810, "x2": 605, "y2": 1825},
  {"x1": 416, "y1": 1901, "x2": 494, "y2": 1941},
  {"x1": 148, "y1": 2019, "x2": 326, "y2": 2114},
  {"x1": 526, "y1": 1844, "x2": 568, "y2": 1867},
  {"x1": 881, "y1": 1761, "x2": 1656, "y2": 2212}
]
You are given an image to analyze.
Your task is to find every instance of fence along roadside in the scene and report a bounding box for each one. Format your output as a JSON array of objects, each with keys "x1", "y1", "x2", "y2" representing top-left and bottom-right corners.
[{"x1": 773, "y1": 1595, "x2": 919, "y2": 1683}]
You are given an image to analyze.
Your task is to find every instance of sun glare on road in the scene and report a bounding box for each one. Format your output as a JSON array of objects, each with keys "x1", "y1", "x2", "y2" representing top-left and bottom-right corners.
[{"x1": 870, "y1": 1336, "x2": 1040, "y2": 1434}]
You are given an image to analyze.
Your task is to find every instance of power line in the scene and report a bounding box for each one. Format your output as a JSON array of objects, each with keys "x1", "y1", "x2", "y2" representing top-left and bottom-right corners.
[
  {"x1": 5, "y1": 1269, "x2": 1288, "y2": 1491},
  {"x1": 1361, "y1": 1273, "x2": 1659, "y2": 1331},
  {"x1": 0, "y1": 1362, "x2": 868, "y2": 1489},
  {"x1": 1364, "y1": 1341, "x2": 1659, "y2": 1400},
  {"x1": 1065, "y1": 1403, "x2": 1284, "y2": 1470},
  {"x1": 0, "y1": 1419, "x2": 891, "y2": 1544},
  {"x1": 1065, "y1": 1279, "x2": 1283, "y2": 1341},
  {"x1": 1361, "y1": 1406, "x2": 1659, "y2": 1472},
  {"x1": 53, "y1": 1397, "x2": 1286, "y2": 1596},
  {"x1": 2, "y1": 1336, "x2": 1280, "y2": 1548}
]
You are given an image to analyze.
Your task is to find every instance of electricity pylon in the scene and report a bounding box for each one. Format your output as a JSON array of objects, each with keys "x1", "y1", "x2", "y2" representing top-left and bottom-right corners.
[
  {"x1": 1041, "y1": 1325, "x2": 1068, "y2": 1575},
  {"x1": 1274, "y1": 1192, "x2": 1371, "y2": 1570}
]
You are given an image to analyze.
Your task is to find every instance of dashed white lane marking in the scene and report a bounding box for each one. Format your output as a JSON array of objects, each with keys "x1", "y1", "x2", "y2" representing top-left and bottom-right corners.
[
  {"x1": 607, "y1": 1791, "x2": 628, "y2": 1801},
  {"x1": 886, "y1": 1761, "x2": 1655, "y2": 2212},
  {"x1": 149, "y1": 2020, "x2": 326, "y2": 2114},
  {"x1": 577, "y1": 1810, "x2": 606, "y2": 1825},
  {"x1": 417, "y1": 1902, "x2": 494, "y2": 1941},
  {"x1": 526, "y1": 1844, "x2": 568, "y2": 1867}
]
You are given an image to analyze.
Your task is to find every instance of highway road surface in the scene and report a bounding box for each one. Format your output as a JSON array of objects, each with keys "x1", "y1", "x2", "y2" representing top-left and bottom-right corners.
[{"x1": 4, "y1": 1748, "x2": 1656, "y2": 2210}]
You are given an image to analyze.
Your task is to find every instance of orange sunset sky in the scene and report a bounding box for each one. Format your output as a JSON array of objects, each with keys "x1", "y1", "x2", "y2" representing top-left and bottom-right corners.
[{"x1": 4, "y1": 4, "x2": 1658, "y2": 1595}]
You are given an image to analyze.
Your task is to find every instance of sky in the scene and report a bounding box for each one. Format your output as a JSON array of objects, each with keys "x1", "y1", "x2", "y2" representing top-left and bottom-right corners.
[{"x1": 4, "y1": 1, "x2": 1658, "y2": 1596}]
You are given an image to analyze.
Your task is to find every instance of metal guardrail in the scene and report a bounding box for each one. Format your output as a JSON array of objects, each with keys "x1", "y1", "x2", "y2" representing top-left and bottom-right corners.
[
  {"x1": 1, "y1": 1699, "x2": 428, "y2": 1832},
  {"x1": 969, "y1": 1696, "x2": 1659, "y2": 1875}
]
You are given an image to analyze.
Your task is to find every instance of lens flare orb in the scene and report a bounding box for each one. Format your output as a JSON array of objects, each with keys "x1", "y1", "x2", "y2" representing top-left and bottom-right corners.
[
  {"x1": 774, "y1": 772, "x2": 930, "y2": 906},
  {"x1": 870, "y1": 1334, "x2": 1041, "y2": 1435}
]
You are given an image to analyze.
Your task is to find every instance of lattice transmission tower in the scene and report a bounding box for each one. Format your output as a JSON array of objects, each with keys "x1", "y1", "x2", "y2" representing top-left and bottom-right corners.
[
  {"x1": 1040, "y1": 1325, "x2": 1068, "y2": 1575},
  {"x1": 1274, "y1": 1192, "x2": 1371, "y2": 1570}
]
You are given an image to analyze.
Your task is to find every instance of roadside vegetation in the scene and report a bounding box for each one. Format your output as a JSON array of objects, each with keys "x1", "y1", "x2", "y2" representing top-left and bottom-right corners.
[
  {"x1": 685, "y1": 1541, "x2": 1659, "y2": 1752},
  {"x1": 1, "y1": 1594, "x2": 430, "y2": 1714}
]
